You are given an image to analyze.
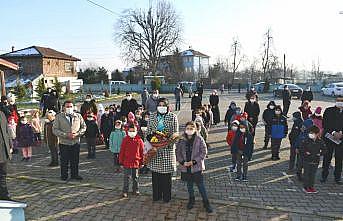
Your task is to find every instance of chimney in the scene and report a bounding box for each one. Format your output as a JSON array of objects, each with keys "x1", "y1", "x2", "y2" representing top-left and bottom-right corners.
[{"x1": 11, "y1": 46, "x2": 15, "y2": 52}]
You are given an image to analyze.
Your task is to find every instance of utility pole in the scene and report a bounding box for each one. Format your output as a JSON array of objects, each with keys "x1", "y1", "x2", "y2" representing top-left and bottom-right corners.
[
  {"x1": 263, "y1": 29, "x2": 272, "y2": 80},
  {"x1": 230, "y1": 40, "x2": 239, "y2": 89},
  {"x1": 283, "y1": 53, "x2": 286, "y2": 84}
]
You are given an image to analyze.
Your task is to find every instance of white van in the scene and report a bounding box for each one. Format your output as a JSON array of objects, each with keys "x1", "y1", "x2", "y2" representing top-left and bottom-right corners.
[{"x1": 110, "y1": 81, "x2": 127, "y2": 85}]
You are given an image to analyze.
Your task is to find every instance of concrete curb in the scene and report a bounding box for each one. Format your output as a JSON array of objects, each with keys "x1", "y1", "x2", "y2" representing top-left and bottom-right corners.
[{"x1": 10, "y1": 175, "x2": 342, "y2": 219}]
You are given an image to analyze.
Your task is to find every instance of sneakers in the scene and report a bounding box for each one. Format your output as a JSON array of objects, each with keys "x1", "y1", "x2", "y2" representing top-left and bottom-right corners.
[
  {"x1": 235, "y1": 176, "x2": 241, "y2": 181},
  {"x1": 122, "y1": 193, "x2": 128, "y2": 198},
  {"x1": 70, "y1": 176, "x2": 83, "y2": 181},
  {"x1": 303, "y1": 187, "x2": 311, "y2": 194},
  {"x1": 309, "y1": 187, "x2": 318, "y2": 194},
  {"x1": 229, "y1": 165, "x2": 237, "y2": 173},
  {"x1": 133, "y1": 191, "x2": 140, "y2": 196},
  {"x1": 242, "y1": 176, "x2": 248, "y2": 182}
]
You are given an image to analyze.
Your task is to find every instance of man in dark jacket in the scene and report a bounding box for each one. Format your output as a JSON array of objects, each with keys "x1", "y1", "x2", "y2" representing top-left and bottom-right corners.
[
  {"x1": 0, "y1": 111, "x2": 13, "y2": 200},
  {"x1": 191, "y1": 92, "x2": 202, "y2": 121},
  {"x1": 282, "y1": 85, "x2": 292, "y2": 116},
  {"x1": 80, "y1": 94, "x2": 97, "y2": 118},
  {"x1": 301, "y1": 86, "x2": 314, "y2": 104},
  {"x1": 197, "y1": 82, "x2": 204, "y2": 101},
  {"x1": 244, "y1": 94, "x2": 260, "y2": 136},
  {"x1": 40, "y1": 88, "x2": 51, "y2": 117},
  {"x1": 209, "y1": 90, "x2": 220, "y2": 125},
  {"x1": 46, "y1": 90, "x2": 61, "y2": 114},
  {"x1": 174, "y1": 85, "x2": 183, "y2": 111},
  {"x1": 321, "y1": 96, "x2": 343, "y2": 184},
  {"x1": 100, "y1": 107, "x2": 114, "y2": 149},
  {"x1": 121, "y1": 92, "x2": 139, "y2": 117},
  {"x1": 262, "y1": 101, "x2": 276, "y2": 149},
  {"x1": 0, "y1": 96, "x2": 11, "y2": 119}
]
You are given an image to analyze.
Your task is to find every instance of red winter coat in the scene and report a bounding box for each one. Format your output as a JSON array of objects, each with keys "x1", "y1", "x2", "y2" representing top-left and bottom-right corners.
[
  {"x1": 226, "y1": 130, "x2": 236, "y2": 147},
  {"x1": 119, "y1": 135, "x2": 144, "y2": 168}
]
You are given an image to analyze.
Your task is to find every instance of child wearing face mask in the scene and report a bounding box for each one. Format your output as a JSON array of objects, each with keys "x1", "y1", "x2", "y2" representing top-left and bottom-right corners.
[
  {"x1": 110, "y1": 120, "x2": 126, "y2": 172},
  {"x1": 16, "y1": 116, "x2": 35, "y2": 161},
  {"x1": 299, "y1": 125, "x2": 327, "y2": 194},
  {"x1": 270, "y1": 106, "x2": 288, "y2": 161},
  {"x1": 119, "y1": 124, "x2": 144, "y2": 198},
  {"x1": 262, "y1": 101, "x2": 276, "y2": 149},
  {"x1": 226, "y1": 120, "x2": 240, "y2": 172},
  {"x1": 231, "y1": 122, "x2": 254, "y2": 182},
  {"x1": 176, "y1": 121, "x2": 213, "y2": 213},
  {"x1": 85, "y1": 114, "x2": 100, "y2": 159},
  {"x1": 299, "y1": 100, "x2": 312, "y2": 120}
]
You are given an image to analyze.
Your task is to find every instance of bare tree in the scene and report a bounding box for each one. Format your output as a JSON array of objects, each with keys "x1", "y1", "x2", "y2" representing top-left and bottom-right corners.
[
  {"x1": 115, "y1": 0, "x2": 183, "y2": 75},
  {"x1": 229, "y1": 38, "x2": 244, "y2": 86},
  {"x1": 261, "y1": 29, "x2": 273, "y2": 80},
  {"x1": 312, "y1": 58, "x2": 324, "y2": 82}
]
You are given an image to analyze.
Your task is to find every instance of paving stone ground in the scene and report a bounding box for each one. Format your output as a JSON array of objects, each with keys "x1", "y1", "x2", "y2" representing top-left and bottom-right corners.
[{"x1": 7, "y1": 91, "x2": 343, "y2": 221}]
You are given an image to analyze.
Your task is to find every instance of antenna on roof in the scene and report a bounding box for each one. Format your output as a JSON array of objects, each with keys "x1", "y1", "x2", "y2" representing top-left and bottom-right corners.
[
  {"x1": 11, "y1": 46, "x2": 15, "y2": 52},
  {"x1": 189, "y1": 46, "x2": 192, "y2": 50}
]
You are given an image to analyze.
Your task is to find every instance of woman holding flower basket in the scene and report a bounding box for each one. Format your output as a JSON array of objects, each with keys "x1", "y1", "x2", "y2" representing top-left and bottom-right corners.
[{"x1": 145, "y1": 98, "x2": 179, "y2": 203}]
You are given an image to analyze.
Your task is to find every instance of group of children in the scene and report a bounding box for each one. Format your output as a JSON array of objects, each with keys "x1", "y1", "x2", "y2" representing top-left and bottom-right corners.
[{"x1": 224, "y1": 99, "x2": 326, "y2": 192}]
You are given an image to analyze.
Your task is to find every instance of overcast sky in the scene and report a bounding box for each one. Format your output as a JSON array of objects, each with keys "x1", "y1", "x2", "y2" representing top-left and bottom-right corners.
[{"x1": 1, "y1": 0, "x2": 343, "y2": 72}]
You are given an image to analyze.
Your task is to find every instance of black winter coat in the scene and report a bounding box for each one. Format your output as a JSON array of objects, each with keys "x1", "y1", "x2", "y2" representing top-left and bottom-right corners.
[
  {"x1": 322, "y1": 106, "x2": 343, "y2": 145},
  {"x1": 100, "y1": 114, "x2": 113, "y2": 136},
  {"x1": 121, "y1": 99, "x2": 139, "y2": 117},
  {"x1": 282, "y1": 90, "x2": 291, "y2": 103},
  {"x1": 244, "y1": 101, "x2": 260, "y2": 126},
  {"x1": 85, "y1": 120, "x2": 100, "y2": 138},
  {"x1": 191, "y1": 96, "x2": 202, "y2": 110},
  {"x1": 301, "y1": 91, "x2": 313, "y2": 102},
  {"x1": 300, "y1": 137, "x2": 326, "y2": 163}
]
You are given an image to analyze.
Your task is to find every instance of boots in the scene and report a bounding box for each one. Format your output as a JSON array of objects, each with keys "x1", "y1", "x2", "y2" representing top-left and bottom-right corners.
[
  {"x1": 91, "y1": 146, "x2": 96, "y2": 159},
  {"x1": 187, "y1": 197, "x2": 195, "y2": 210},
  {"x1": 203, "y1": 200, "x2": 213, "y2": 213}
]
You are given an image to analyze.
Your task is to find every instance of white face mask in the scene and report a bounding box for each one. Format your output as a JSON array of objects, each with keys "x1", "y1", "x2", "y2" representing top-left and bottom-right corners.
[
  {"x1": 336, "y1": 102, "x2": 343, "y2": 108},
  {"x1": 87, "y1": 117, "x2": 94, "y2": 121},
  {"x1": 153, "y1": 94, "x2": 158, "y2": 98},
  {"x1": 157, "y1": 106, "x2": 168, "y2": 114},
  {"x1": 194, "y1": 94, "x2": 198, "y2": 97},
  {"x1": 315, "y1": 113, "x2": 321, "y2": 117},
  {"x1": 308, "y1": 133, "x2": 316, "y2": 139},
  {"x1": 21, "y1": 120, "x2": 27, "y2": 124},
  {"x1": 128, "y1": 131, "x2": 137, "y2": 138},
  {"x1": 145, "y1": 117, "x2": 149, "y2": 121},
  {"x1": 231, "y1": 126, "x2": 238, "y2": 131},
  {"x1": 185, "y1": 129, "x2": 195, "y2": 136},
  {"x1": 275, "y1": 110, "x2": 281, "y2": 115},
  {"x1": 269, "y1": 105, "x2": 275, "y2": 109},
  {"x1": 127, "y1": 96, "x2": 132, "y2": 101},
  {"x1": 85, "y1": 98, "x2": 91, "y2": 102},
  {"x1": 117, "y1": 109, "x2": 121, "y2": 112},
  {"x1": 65, "y1": 107, "x2": 74, "y2": 115},
  {"x1": 240, "y1": 128, "x2": 246, "y2": 133},
  {"x1": 115, "y1": 126, "x2": 121, "y2": 129},
  {"x1": 250, "y1": 99, "x2": 256, "y2": 103},
  {"x1": 141, "y1": 127, "x2": 147, "y2": 132},
  {"x1": 104, "y1": 111, "x2": 109, "y2": 115}
]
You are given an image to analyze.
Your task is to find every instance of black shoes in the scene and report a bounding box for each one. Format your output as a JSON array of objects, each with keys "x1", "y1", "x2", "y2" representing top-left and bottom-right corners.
[
  {"x1": 203, "y1": 200, "x2": 213, "y2": 213},
  {"x1": 48, "y1": 162, "x2": 58, "y2": 167},
  {"x1": 187, "y1": 197, "x2": 195, "y2": 210},
  {"x1": 61, "y1": 177, "x2": 68, "y2": 181},
  {"x1": 335, "y1": 180, "x2": 342, "y2": 185},
  {"x1": 70, "y1": 176, "x2": 83, "y2": 181}
]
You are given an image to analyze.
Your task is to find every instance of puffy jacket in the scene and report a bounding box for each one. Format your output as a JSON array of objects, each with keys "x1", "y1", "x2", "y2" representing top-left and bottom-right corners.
[
  {"x1": 16, "y1": 123, "x2": 34, "y2": 147},
  {"x1": 85, "y1": 120, "x2": 100, "y2": 138},
  {"x1": 109, "y1": 129, "x2": 126, "y2": 153},
  {"x1": 244, "y1": 101, "x2": 260, "y2": 126},
  {"x1": 289, "y1": 112, "x2": 303, "y2": 147},
  {"x1": 100, "y1": 114, "x2": 113, "y2": 136},
  {"x1": 231, "y1": 131, "x2": 254, "y2": 159},
  {"x1": 299, "y1": 106, "x2": 312, "y2": 120},
  {"x1": 119, "y1": 135, "x2": 144, "y2": 168},
  {"x1": 145, "y1": 97, "x2": 159, "y2": 113},
  {"x1": 294, "y1": 119, "x2": 313, "y2": 149},
  {"x1": 301, "y1": 91, "x2": 313, "y2": 102},
  {"x1": 322, "y1": 106, "x2": 343, "y2": 145},
  {"x1": 271, "y1": 115, "x2": 288, "y2": 139},
  {"x1": 121, "y1": 98, "x2": 139, "y2": 117},
  {"x1": 263, "y1": 101, "x2": 276, "y2": 126},
  {"x1": 226, "y1": 130, "x2": 236, "y2": 154},
  {"x1": 311, "y1": 115, "x2": 323, "y2": 135},
  {"x1": 300, "y1": 137, "x2": 326, "y2": 164},
  {"x1": 191, "y1": 96, "x2": 202, "y2": 110}
]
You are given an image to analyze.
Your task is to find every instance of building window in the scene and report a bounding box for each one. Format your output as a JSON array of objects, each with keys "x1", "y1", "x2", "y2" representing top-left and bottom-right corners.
[
  {"x1": 65, "y1": 62, "x2": 73, "y2": 72},
  {"x1": 50, "y1": 80, "x2": 54, "y2": 84},
  {"x1": 45, "y1": 80, "x2": 48, "y2": 83},
  {"x1": 17, "y1": 62, "x2": 23, "y2": 70},
  {"x1": 47, "y1": 61, "x2": 50, "y2": 65}
]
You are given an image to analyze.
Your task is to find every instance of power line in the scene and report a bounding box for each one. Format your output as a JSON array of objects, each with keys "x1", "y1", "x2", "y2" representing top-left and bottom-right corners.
[{"x1": 85, "y1": 0, "x2": 120, "y2": 16}]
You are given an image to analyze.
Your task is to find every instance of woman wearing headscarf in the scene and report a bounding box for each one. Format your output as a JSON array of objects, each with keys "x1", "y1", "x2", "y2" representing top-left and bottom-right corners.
[{"x1": 146, "y1": 98, "x2": 179, "y2": 203}]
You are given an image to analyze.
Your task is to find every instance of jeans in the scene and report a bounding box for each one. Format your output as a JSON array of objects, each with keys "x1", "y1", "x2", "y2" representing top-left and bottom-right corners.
[
  {"x1": 60, "y1": 143, "x2": 80, "y2": 179},
  {"x1": 303, "y1": 162, "x2": 318, "y2": 188},
  {"x1": 123, "y1": 168, "x2": 139, "y2": 193},
  {"x1": 187, "y1": 179, "x2": 209, "y2": 201},
  {"x1": 236, "y1": 151, "x2": 248, "y2": 177}
]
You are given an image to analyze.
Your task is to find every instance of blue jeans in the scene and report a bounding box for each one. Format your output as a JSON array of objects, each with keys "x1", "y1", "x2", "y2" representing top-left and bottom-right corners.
[{"x1": 187, "y1": 179, "x2": 209, "y2": 201}]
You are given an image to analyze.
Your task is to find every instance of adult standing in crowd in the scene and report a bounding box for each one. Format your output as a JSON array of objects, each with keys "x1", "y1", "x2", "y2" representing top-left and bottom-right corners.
[
  {"x1": 44, "y1": 110, "x2": 59, "y2": 167},
  {"x1": 40, "y1": 88, "x2": 52, "y2": 117},
  {"x1": 174, "y1": 84, "x2": 183, "y2": 111},
  {"x1": 191, "y1": 92, "x2": 202, "y2": 121},
  {"x1": 80, "y1": 94, "x2": 97, "y2": 119},
  {"x1": 244, "y1": 94, "x2": 260, "y2": 135},
  {"x1": 7, "y1": 94, "x2": 19, "y2": 124},
  {"x1": 53, "y1": 100, "x2": 86, "y2": 181},
  {"x1": 45, "y1": 90, "x2": 61, "y2": 114},
  {"x1": 121, "y1": 92, "x2": 139, "y2": 117},
  {"x1": 100, "y1": 107, "x2": 114, "y2": 149},
  {"x1": 209, "y1": 90, "x2": 220, "y2": 125},
  {"x1": 146, "y1": 90, "x2": 160, "y2": 113},
  {"x1": 282, "y1": 85, "x2": 291, "y2": 116},
  {"x1": 197, "y1": 82, "x2": 204, "y2": 101},
  {"x1": 301, "y1": 86, "x2": 314, "y2": 104},
  {"x1": 262, "y1": 101, "x2": 276, "y2": 149},
  {"x1": 141, "y1": 88, "x2": 149, "y2": 108},
  {"x1": 0, "y1": 110, "x2": 13, "y2": 200},
  {"x1": 147, "y1": 98, "x2": 178, "y2": 203},
  {"x1": 0, "y1": 96, "x2": 11, "y2": 119},
  {"x1": 321, "y1": 96, "x2": 343, "y2": 185}
]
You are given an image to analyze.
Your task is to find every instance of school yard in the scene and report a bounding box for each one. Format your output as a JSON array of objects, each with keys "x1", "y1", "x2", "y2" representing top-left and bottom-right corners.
[{"x1": 7, "y1": 92, "x2": 343, "y2": 221}]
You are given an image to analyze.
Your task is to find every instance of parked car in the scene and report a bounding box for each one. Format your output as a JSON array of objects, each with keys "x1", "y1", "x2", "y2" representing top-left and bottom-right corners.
[
  {"x1": 253, "y1": 82, "x2": 265, "y2": 93},
  {"x1": 178, "y1": 81, "x2": 196, "y2": 93},
  {"x1": 110, "y1": 81, "x2": 127, "y2": 85},
  {"x1": 321, "y1": 82, "x2": 343, "y2": 97},
  {"x1": 273, "y1": 83, "x2": 303, "y2": 99}
]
